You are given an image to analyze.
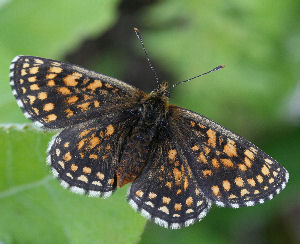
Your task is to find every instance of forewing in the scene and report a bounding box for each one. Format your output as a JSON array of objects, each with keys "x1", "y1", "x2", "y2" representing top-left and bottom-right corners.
[
  {"x1": 48, "y1": 116, "x2": 136, "y2": 197},
  {"x1": 10, "y1": 55, "x2": 145, "y2": 129},
  {"x1": 169, "y1": 106, "x2": 289, "y2": 208},
  {"x1": 128, "y1": 135, "x2": 211, "y2": 229}
]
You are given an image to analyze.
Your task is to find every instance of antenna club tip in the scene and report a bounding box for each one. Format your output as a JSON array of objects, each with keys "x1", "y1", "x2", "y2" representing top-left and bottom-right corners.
[
  {"x1": 220, "y1": 64, "x2": 225, "y2": 68},
  {"x1": 133, "y1": 27, "x2": 139, "y2": 32}
]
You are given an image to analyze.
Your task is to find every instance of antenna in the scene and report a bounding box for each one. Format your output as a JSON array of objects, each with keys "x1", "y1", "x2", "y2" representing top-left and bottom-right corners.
[
  {"x1": 171, "y1": 65, "x2": 225, "y2": 88},
  {"x1": 133, "y1": 27, "x2": 160, "y2": 85}
]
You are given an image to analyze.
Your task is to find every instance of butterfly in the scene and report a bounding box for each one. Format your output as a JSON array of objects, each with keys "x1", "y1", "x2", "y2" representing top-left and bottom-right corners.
[{"x1": 9, "y1": 29, "x2": 289, "y2": 229}]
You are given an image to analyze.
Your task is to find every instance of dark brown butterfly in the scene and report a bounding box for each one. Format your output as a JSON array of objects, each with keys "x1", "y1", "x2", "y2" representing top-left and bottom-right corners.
[{"x1": 10, "y1": 28, "x2": 288, "y2": 229}]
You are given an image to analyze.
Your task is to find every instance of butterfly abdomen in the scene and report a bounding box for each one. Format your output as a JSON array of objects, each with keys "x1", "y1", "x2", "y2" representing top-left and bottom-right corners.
[{"x1": 116, "y1": 91, "x2": 169, "y2": 187}]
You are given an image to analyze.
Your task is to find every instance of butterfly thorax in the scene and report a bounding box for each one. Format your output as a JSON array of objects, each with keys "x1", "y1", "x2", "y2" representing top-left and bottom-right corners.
[{"x1": 116, "y1": 83, "x2": 169, "y2": 187}]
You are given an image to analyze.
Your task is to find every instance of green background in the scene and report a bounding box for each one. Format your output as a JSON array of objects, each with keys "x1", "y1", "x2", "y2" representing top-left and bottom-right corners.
[{"x1": 0, "y1": 0, "x2": 299, "y2": 243}]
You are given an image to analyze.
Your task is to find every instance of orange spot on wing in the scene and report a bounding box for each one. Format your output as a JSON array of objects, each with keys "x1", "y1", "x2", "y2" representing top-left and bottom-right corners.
[
  {"x1": 247, "y1": 178, "x2": 256, "y2": 186},
  {"x1": 43, "y1": 103, "x2": 54, "y2": 111},
  {"x1": 244, "y1": 149, "x2": 254, "y2": 160},
  {"x1": 238, "y1": 164, "x2": 247, "y2": 171},
  {"x1": 223, "y1": 139, "x2": 237, "y2": 157},
  {"x1": 51, "y1": 62, "x2": 61, "y2": 66},
  {"x1": 97, "y1": 172, "x2": 104, "y2": 180},
  {"x1": 220, "y1": 158, "x2": 234, "y2": 168},
  {"x1": 229, "y1": 194, "x2": 237, "y2": 199},
  {"x1": 261, "y1": 165, "x2": 270, "y2": 176},
  {"x1": 202, "y1": 169, "x2": 212, "y2": 177},
  {"x1": 202, "y1": 145, "x2": 211, "y2": 155},
  {"x1": 29, "y1": 67, "x2": 39, "y2": 74},
  {"x1": 235, "y1": 177, "x2": 244, "y2": 187},
  {"x1": 168, "y1": 149, "x2": 177, "y2": 160},
  {"x1": 83, "y1": 167, "x2": 91, "y2": 174},
  {"x1": 183, "y1": 177, "x2": 189, "y2": 190},
  {"x1": 47, "y1": 80, "x2": 55, "y2": 87},
  {"x1": 21, "y1": 69, "x2": 27, "y2": 76},
  {"x1": 34, "y1": 59, "x2": 44, "y2": 64},
  {"x1": 149, "y1": 192, "x2": 157, "y2": 199},
  {"x1": 192, "y1": 145, "x2": 200, "y2": 151},
  {"x1": 88, "y1": 137, "x2": 100, "y2": 149},
  {"x1": 207, "y1": 129, "x2": 216, "y2": 148},
  {"x1": 70, "y1": 164, "x2": 78, "y2": 171},
  {"x1": 241, "y1": 189, "x2": 250, "y2": 196},
  {"x1": 63, "y1": 152, "x2": 72, "y2": 161},
  {"x1": 57, "y1": 87, "x2": 71, "y2": 95},
  {"x1": 244, "y1": 157, "x2": 252, "y2": 168},
  {"x1": 77, "y1": 102, "x2": 90, "y2": 111},
  {"x1": 211, "y1": 185, "x2": 220, "y2": 197},
  {"x1": 198, "y1": 123, "x2": 206, "y2": 129},
  {"x1": 106, "y1": 124, "x2": 114, "y2": 136},
  {"x1": 173, "y1": 168, "x2": 182, "y2": 184},
  {"x1": 80, "y1": 129, "x2": 92, "y2": 138},
  {"x1": 165, "y1": 181, "x2": 172, "y2": 189},
  {"x1": 186, "y1": 197, "x2": 193, "y2": 206},
  {"x1": 87, "y1": 80, "x2": 102, "y2": 90},
  {"x1": 174, "y1": 203, "x2": 182, "y2": 211},
  {"x1": 38, "y1": 92, "x2": 47, "y2": 100},
  {"x1": 43, "y1": 114, "x2": 57, "y2": 122},
  {"x1": 212, "y1": 158, "x2": 220, "y2": 168},
  {"x1": 77, "y1": 175, "x2": 88, "y2": 183},
  {"x1": 30, "y1": 84, "x2": 39, "y2": 90},
  {"x1": 65, "y1": 109, "x2": 74, "y2": 117},
  {"x1": 222, "y1": 180, "x2": 231, "y2": 191},
  {"x1": 89, "y1": 154, "x2": 98, "y2": 159},
  {"x1": 46, "y1": 73, "x2": 57, "y2": 79},
  {"x1": 105, "y1": 83, "x2": 113, "y2": 88},
  {"x1": 197, "y1": 152, "x2": 208, "y2": 164},
  {"x1": 163, "y1": 197, "x2": 171, "y2": 204},
  {"x1": 49, "y1": 66, "x2": 62, "y2": 73},
  {"x1": 136, "y1": 190, "x2": 144, "y2": 198},
  {"x1": 27, "y1": 95, "x2": 36, "y2": 104},
  {"x1": 64, "y1": 72, "x2": 82, "y2": 86},
  {"x1": 33, "y1": 108, "x2": 39, "y2": 115},
  {"x1": 66, "y1": 96, "x2": 79, "y2": 104},
  {"x1": 256, "y1": 174, "x2": 263, "y2": 183}
]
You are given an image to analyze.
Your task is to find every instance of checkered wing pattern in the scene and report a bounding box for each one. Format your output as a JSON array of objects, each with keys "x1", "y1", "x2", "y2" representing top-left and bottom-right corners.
[
  {"x1": 10, "y1": 56, "x2": 144, "y2": 129},
  {"x1": 127, "y1": 135, "x2": 211, "y2": 229},
  {"x1": 48, "y1": 117, "x2": 135, "y2": 197},
  {"x1": 169, "y1": 106, "x2": 289, "y2": 208}
]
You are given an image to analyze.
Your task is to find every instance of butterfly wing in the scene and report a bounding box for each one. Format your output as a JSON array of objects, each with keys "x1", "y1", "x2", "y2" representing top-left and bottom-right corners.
[
  {"x1": 48, "y1": 115, "x2": 137, "y2": 197},
  {"x1": 168, "y1": 106, "x2": 289, "y2": 208},
  {"x1": 10, "y1": 56, "x2": 145, "y2": 129},
  {"x1": 127, "y1": 132, "x2": 211, "y2": 229}
]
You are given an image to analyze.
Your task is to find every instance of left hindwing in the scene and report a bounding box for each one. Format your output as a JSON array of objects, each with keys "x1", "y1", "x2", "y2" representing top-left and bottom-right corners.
[
  {"x1": 10, "y1": 56, "x2": 145, "y2": 129},
  {"x1": 168, "y1": 106, "x2": 289, "y2": 208}
]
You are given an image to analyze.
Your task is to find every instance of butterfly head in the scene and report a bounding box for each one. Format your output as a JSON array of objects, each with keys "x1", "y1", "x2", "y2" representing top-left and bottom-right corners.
[{"x1": 138, "y1": 82, "x2": 169, "y2": 127}]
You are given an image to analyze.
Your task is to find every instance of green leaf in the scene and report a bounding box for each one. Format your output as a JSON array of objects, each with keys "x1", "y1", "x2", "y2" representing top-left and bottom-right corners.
[
  {"x1": 0, "y1": 0, "x2": 120, "y2": 123},
  {"x1": 0, "y1": 126, "x2": 146, "y2": 244}
]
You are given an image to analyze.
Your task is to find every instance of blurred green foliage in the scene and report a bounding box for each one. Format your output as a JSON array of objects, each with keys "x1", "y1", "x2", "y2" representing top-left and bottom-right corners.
[
  {"x1": 0, "y1": 127, "x2": 146, "y2": 244},
  {"x1": 0, "y1": 0, "x2": 299, "y2": 243}
]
